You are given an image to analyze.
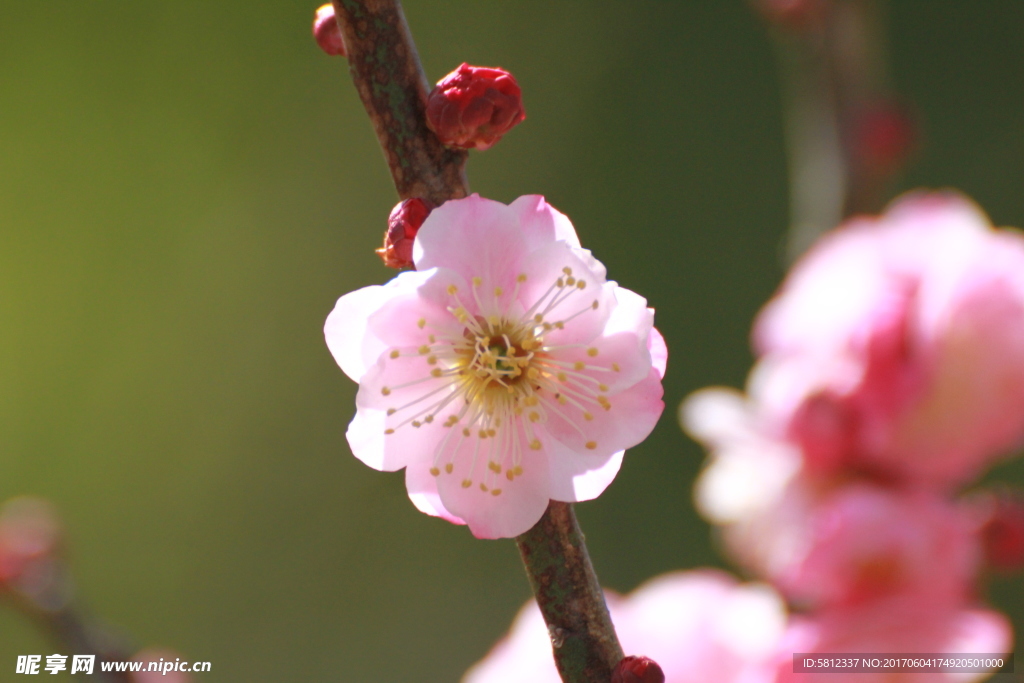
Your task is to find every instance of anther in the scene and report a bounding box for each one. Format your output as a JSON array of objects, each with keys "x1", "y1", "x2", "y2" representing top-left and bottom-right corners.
[
  {"x1": 461, "y1": 479, "x2": 472, "y2": 488},
  {"x1": 586, "y1": 441, "x2": 597, "y2": 450},
  {"x1": 491, "y1": 489, "x2": 502, "y2": 496},
  {"x1": 384, "y1": 428, "x2": 395, "y2": 435},
  {"x1": 529, "y1": 440, "x2": 542, "y2": 450},
  {"x1": 587, "y1": 348, "x2": 599, "y2": 357},
  {"x1": 445, "y1": 463, "x2": 454, "y2": 474},
  {"x1": 430, "y1": 467, "x2": 440, "y2": 476},
  {"x1": 381, "y1": 387, "x2": 392, "y2": 396},
  {"x1": 390, "y1": 350, "x2": 400, "y2": 359},
  {"x1": 417, "y1": 318, "x2": 426, "y2": 329}
]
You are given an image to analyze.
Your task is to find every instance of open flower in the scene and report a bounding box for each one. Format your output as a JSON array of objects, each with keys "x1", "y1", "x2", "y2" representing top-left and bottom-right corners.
[
  {"x1": 325, "y1": 195, "x2": 665, "y2": 538},
  {"x1": 753, "y1": 192, "x2": 1024, "y2": 488}
]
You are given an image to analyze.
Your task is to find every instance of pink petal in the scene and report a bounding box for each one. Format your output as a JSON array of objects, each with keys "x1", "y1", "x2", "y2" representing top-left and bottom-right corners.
[
  {"x1": 546, "y1": 441, "x2": 623, "y2": 502},
  {"x1": 507, "y1": 194, "x2": 582, "y2": 249},
  {"x1": 365, "y1": 268, "x2": 468, "y2": 349},
  {"x1": 405, "y1": 463, "x2": 466, "y2": 526},
  {"x1": 413, "y1": 195, "x2": 528, "y2": 289},
  {"x1": 324, "y1": 284, "x2": 400, "y2": 382},
  {"x1": 649, "y1": 326, "x2": 668, "y2": 379},
  {"x1": 515, "y1": 240, "x2": 615, "y2": 346},
  {"x1": 434, "y1": 436, "x2": 552, "y2": 539},
  {"x1": 543, "y1": 367, "x2": 664, "y2": 459}
]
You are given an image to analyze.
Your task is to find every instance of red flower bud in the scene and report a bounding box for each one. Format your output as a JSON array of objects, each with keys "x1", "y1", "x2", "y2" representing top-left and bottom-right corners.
[
  {"x1": 376, "y1": 198, "x2": 433, "y2": 269},
  {"x1": 976, "y1": 490, "x2": 1024, "y2": 572},
  {"x1": 313, "y1": 3, "x2": 346, "y2": 57},
  {"x1": 852, "y1": 101, "x2": 916, "y2": 173},
  {"x1": 612, "y1": 656, "x2": 665, "y2": 683},
  {"x1": 426, "y1": 63, "x2": 525, "y2": 151}
]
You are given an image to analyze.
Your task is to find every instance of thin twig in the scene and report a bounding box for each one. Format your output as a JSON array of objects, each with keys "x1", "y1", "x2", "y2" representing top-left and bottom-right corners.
[
  {"x1": 328, "y1": 4, "x2": 624, "y2": 680},
  {"x1": 516, "y1": 502, "x2": 624, "y2": 682},
  {"x1": 773, "y1": 0, "x2": 900, "y2": 261},
  {"x1": 330, "y1": 0, "x2": 469, "y2": 205}
]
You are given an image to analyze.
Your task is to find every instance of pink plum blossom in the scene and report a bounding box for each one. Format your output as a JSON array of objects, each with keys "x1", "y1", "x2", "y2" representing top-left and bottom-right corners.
[
  {"x1": 752, "y1": 192, "x2": 1024, "y2": 488},
  {"x1": 773, "y1": 596, "x2": 1012, "y2": 683},
  {"x1": 683, "y1": 393, "x2": 981, "y2": 609},
  {"x1": 325, "y1": 195, "x2": 665, "y2": 538},
  {"x1": 462, "y1": 570, "x2": 787, "y2": 683},
  {"x1": 747, "y1": 484, "x2": 979, "y2": 609}
]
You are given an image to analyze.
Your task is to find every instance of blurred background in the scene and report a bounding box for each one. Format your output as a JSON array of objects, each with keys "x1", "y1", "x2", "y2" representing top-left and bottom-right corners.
[{"x1": 2, "y1": 1, "x2": 1024, "y2": 680}]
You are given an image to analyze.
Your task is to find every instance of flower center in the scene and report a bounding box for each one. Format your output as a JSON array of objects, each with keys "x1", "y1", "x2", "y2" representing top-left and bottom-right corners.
[{"x1": 379, "y1": 268, "x2": 617, "y2": 495}]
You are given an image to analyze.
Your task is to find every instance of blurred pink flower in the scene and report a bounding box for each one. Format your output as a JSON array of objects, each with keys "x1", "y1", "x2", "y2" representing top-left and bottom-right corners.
[
  {"x1": 462, "y1": 570, "x2": 786, "y2": 683},
  {"x1": 772, "y1": 596, "x2": 1011, "y2": 683},
  {"x1": 756, "y1": 485, "x2": 979, "y2": 609},
  {"x1": 683, "y1": 394, "x2": 981, "y2": 609},
  {"x1": 325, "y1": 195, "x2": 665, "y2": 538},
  {"x1": 682, "y1": 387, "x2": 801, "y2": 529},
  {"x1": 128, "y1": 650, "x2": 193, "y2": 683},
  {"x1": 753, "y1": 192, "x2": 1024, "y2": 488}
]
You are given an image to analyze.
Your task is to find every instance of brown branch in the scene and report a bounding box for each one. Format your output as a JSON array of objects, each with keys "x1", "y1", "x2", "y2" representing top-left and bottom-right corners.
[
  {"x1": 516, "y1": 502, "x2": 624, "y2": 682},
  {"x1": 328, "y1": 4, "x2": 625, "y2": 681},
  {"x1": 330, "y1": 0, "x2": 469, "y2": 205}
]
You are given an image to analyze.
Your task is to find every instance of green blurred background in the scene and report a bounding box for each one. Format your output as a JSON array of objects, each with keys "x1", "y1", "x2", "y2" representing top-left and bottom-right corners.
[{"x1": 2, "y1": 1, "x2": 1024, "y2": 680}]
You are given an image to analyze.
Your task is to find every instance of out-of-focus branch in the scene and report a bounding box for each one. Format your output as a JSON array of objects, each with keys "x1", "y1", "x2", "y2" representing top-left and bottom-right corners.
[{"x1": 759, "y1": 0, "x2": 914, "y2": 261}]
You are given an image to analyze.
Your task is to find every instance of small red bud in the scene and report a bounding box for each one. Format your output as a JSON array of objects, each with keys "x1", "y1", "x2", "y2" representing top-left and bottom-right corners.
[
  {"x1": 426, "y1": 63, "x2": 526, "y2": 151},
  {"x1": 612, "y1": 656, "x2": 665, "y2": 683},
  {"x1": 377, "y1": 198, "x2": 433, "y2": 269},
  {"x1": 976, "y1": 490, "x2": 1024, "y2": 572},
  {"x1": 852, "y1": 101, "x2": 916, "y2": 173},
  {"x1": 313, "y1": 4, "x2": 347, "y2": 57}
]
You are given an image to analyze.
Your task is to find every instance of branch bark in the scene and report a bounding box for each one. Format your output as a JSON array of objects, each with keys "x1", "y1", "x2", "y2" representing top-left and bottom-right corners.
[
  {"x1": 516, "y1": 502, "x2": 624, "y2": 682},
  {"x1": 328, "y1": 4, "x2": 624, "y2": 680},
  {"x1": 331, "y1": 0, "x2": 469, "y2": 205}
]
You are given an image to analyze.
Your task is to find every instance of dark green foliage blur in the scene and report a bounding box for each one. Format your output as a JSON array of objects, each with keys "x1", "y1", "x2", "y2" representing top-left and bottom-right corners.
[{"x1": 2, "y1": 2, "x2": 1023, "y2": 680}]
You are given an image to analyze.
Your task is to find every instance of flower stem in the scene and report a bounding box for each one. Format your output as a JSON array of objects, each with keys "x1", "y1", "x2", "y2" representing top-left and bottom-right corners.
[
  {"x1": 328, "y1": 4, "x2": 624, "y2": 680},
  {"x1": 516, "y1": 502, "x2": 624, "y2": 682},
  {"x1": 330, "y1": 0, "x2": 469, "y2": 205}
]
